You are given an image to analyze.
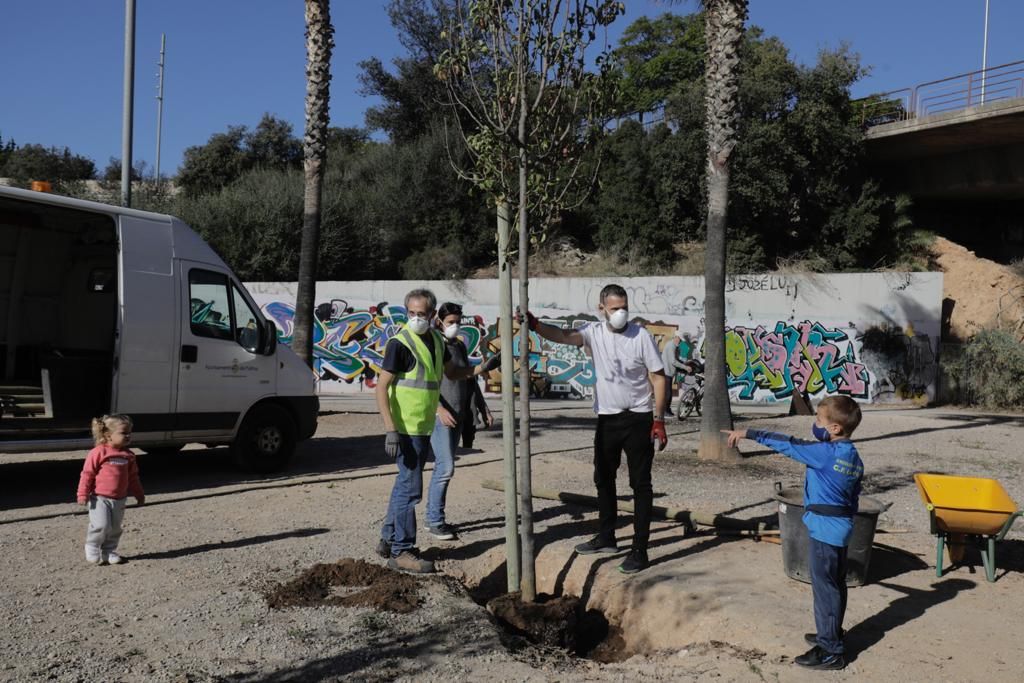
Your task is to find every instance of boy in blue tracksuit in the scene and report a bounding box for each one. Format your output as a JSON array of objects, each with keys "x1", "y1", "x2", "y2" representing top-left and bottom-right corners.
[{"x1": 723, "y1": 395, "x2": 864, "y2": 671}]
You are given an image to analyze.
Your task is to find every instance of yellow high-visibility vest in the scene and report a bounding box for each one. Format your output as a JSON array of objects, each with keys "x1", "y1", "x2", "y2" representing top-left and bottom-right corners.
[{"x1": 388, "y1": 326, "x2": 444, "y2": 436}]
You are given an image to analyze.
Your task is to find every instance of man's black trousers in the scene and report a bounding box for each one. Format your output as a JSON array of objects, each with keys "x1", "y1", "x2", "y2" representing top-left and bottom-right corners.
[{"x1": 593, "y1": 410, "x2": 654, "y2": 551}]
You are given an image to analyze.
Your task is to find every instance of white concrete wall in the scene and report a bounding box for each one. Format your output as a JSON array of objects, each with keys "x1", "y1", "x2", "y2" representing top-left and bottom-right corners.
[{"x1": 246, "y1": 272, "x2": 943, "y2": 405}]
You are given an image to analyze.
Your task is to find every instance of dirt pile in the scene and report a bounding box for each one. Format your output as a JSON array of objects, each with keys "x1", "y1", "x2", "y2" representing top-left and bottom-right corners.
[
  {"x1": 265, "y1": 558, "x2": 421, "y2": 613},
  {"x1": 931, "y1": 236, "x2": 1024, "y2": 340}
]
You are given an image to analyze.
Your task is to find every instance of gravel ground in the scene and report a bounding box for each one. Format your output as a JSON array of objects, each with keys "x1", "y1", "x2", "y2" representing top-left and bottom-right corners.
[{"x1": 1, "y1": 397, "x2": 1023, "y2": 681}]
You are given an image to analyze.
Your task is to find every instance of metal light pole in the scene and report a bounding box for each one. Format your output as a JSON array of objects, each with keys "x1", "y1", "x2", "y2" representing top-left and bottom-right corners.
[
  {"x1": 981, "y1": 0, "x2": 990, "y2": 104},
  {"x1": 121, "y1": 0, "x2": 137, "y2": 207},
  {"x1": 155, "y1": 34, "x2": 166, "y2": 185}
]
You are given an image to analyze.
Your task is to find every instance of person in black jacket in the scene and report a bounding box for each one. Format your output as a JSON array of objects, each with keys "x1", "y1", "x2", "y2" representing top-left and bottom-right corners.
[{"x1": 425, "y1": 303, "x2": 493, "y2": 540}]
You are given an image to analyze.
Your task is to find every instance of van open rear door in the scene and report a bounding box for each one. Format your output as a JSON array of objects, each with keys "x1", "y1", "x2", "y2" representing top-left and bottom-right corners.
[{"x1": 115, "y1": 215, "x2": 177, "y2": 440}]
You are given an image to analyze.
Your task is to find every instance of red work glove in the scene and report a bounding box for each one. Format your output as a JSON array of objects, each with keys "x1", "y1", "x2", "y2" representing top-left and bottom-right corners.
[{"x1": 651, "y1": 419, "x2": 667, "y2": 452}]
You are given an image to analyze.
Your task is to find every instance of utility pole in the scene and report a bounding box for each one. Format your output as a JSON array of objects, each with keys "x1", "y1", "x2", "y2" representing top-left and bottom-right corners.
[
  {"x1": 155, "y1": 34, "x2": 166, "y2": 185},
  {"x1": 121, "y1": 0, "x2": 136, "y2": 207},
  {"x1": 981, "y1": 0, "x2": 990, "y2": 104}
]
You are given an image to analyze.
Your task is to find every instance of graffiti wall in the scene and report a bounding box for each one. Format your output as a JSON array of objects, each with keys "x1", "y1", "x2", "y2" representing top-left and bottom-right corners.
[{"x1": 245, "y1": 272, "x2": 943, "y2": 404}]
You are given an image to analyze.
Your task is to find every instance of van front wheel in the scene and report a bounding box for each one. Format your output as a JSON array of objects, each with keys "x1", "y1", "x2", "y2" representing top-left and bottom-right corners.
[{"x1": 232, "y1": 404, "x2": 297, "y2": 473}]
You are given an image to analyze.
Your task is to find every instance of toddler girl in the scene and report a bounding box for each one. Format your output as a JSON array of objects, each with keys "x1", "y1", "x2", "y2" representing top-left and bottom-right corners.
[{"x1": 76, "y1": 414, "x2": 145, "y2": 565}]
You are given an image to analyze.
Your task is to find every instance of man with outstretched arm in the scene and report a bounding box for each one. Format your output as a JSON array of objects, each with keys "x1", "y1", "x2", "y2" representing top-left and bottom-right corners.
[
  {"x1": 520, "y1": 284, "x2": 668, "y2": 574},
  {"x1": 376, "y1": 288, "x2": 500, "y2": 574}
]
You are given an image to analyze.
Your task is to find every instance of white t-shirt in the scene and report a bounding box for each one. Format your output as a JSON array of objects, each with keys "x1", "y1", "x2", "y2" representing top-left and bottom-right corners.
[{"x1": 579, "y1": 320, "x2": 665, "y2": 415}]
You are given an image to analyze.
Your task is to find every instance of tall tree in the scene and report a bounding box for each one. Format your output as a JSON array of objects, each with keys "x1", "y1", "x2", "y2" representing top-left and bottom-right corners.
[
  {"x1": 358, "y1": 0, "x2": 455, "y2": 142},
  {"x1": 293, "y1": 0, "x2": 335, "y2": 368},
  {"x1": 698, "y1": 0, "x2": 746, "y2": 461},
  {"x1": 438, "y1": 0, "x2": 622, "y2": 601}
]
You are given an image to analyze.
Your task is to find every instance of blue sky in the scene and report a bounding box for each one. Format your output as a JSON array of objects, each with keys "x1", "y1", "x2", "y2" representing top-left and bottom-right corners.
[{"x1": 2, "y1": 1, "x2": 1020, "y2": 175}]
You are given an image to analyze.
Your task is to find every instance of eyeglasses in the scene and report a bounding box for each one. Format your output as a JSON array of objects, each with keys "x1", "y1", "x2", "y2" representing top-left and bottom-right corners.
[{"x1": 408, "y1": 312, "x2": 433, "y2": 320}]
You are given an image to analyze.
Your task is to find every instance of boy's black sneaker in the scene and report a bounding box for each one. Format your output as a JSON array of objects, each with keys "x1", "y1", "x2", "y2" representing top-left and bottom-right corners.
[
  {"x1": 574, "y1": 536, "x2": 619, "y2": 555},
  {"x1": 794, "y1": 646, "x2": 845, "y2": 670},
  {"x1": 618, "y1": 549, "x2": 649, "y2": 574},
  {"x1": 804, "y1": 630, "x2": 845, "y2": 646},
  {"x1": 375, "y1": 538, "x2": 391, "y2": 559}
]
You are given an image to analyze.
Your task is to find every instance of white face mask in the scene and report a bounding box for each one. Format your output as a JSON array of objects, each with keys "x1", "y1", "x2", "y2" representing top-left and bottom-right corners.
[
  {"x1": 407, "y1": 316, "x2": 431, "y2": 335},
  {"x1": 607, "y1": 308, "x2": 629, "y2": 330},
  {"x1": 443, "y1": 323, "x2": 460, "y2": 340}
]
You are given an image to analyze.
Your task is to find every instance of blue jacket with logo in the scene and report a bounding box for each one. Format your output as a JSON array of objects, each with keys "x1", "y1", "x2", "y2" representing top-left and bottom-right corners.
[{"x1": 747, "y1": 430, "x2": 864, "y2": 547}]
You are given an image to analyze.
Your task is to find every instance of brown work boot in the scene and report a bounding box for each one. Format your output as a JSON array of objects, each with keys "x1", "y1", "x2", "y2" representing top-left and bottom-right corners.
[{"x1": 387, "y1": 550, "x2": 434, "y2": 574}]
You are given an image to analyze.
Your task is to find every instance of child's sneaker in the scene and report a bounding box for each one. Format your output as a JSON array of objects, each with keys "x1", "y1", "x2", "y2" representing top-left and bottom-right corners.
[
  {"x1": 105, "y1": 552, "x2": 125, "y2": 565},
  {"x1": 86, "y1": 556, "x2": 105, "y2": 566}
]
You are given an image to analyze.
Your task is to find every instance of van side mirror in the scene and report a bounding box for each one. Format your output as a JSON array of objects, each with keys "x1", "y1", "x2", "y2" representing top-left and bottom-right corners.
[{"x1": 260, "y1": 319, "x2": 278, "y2": 356}]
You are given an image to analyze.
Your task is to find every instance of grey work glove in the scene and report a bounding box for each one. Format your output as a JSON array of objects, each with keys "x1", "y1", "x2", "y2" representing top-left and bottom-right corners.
[
  {"x1": 384, "y1": 431, "x2": 400, "y2": 458},
  {"x1": 481, "y1": 352, "x2": 502, "y2": 373}
]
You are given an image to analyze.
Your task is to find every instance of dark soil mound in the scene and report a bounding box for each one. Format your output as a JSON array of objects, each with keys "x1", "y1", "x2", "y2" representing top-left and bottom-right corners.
[{"x1": 266, "y1": 558, "x2": 420, "y2": 613}]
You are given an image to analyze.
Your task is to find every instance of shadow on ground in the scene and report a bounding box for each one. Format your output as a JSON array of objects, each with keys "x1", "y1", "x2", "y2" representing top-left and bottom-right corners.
[{"x1": 846, "y1": 578, "x2": 976, "y2": 663}]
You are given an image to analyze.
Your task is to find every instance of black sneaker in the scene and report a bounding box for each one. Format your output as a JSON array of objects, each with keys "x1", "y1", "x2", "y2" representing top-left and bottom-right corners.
[
  {"x1": 574, "y1": 536, "x2": 619, "y2": 555},
  {"x1": 618, "y1": 549, "x2": 649, "y2": 574},
  {"x1": 375, "y1": 538, "x2": 391, "y2": 559},
  {"x1": 427, "y1": 523, "x2": 458, "y2": 540},
  {"x1": 794, "y1": 645, "x2": 845, "y2": 670},
  {"x1": 804, "y1": 630, "x2": 845, "y2": 647}
]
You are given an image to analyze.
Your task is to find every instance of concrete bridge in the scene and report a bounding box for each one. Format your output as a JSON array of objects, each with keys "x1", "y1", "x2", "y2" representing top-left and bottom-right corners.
[
  {"x1": 861, "y1": 60, "x2": 1024, "y2": 199},
  {"x1": 859, "y1": 60, "x2": 1024, "y2": 258}
]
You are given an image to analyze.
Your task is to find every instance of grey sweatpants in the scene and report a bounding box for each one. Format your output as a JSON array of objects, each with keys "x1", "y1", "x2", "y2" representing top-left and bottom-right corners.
[{"x1": 84, "y1": 495, "x2": 127, "y2": 561}]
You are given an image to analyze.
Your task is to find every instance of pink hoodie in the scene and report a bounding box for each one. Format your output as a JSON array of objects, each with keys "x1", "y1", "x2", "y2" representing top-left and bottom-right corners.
[{"x1": 76, "y1": 445, "x2": 145, "y2": 504}]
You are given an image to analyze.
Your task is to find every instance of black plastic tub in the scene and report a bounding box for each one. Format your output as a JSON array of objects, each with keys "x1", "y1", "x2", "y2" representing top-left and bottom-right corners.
[{"x1": 773, "y1": 484, "x2": 889, "y2": 587}]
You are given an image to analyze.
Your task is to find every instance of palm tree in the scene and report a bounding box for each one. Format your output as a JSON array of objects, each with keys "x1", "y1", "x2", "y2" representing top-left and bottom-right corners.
[
  {"x1": 698, "y1": 0, "x2": 746, "y2": 460},
  {"x1": 293, "y1": 0, "x2": 335, "y2": 368}
]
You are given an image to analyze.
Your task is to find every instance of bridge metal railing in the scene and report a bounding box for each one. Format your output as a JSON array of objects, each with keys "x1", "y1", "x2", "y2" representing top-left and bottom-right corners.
[{"x1": 857, "y1": 59, "x2": 1024, "y2": 128}]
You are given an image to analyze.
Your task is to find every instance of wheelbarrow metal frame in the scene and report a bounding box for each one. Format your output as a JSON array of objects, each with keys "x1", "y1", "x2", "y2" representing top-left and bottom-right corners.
[{"x1": 929, "y1": 504, "x2": 1023, "y2": 582}]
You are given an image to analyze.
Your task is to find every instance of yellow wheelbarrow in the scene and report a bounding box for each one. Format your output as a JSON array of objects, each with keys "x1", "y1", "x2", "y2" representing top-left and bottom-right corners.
[{"x1": 914, "y1": 473, "x2": 1023, "y2": 582}]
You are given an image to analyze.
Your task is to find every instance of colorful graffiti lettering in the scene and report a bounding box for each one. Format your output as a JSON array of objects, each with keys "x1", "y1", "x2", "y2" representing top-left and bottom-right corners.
[
  {"x1": 262, "y1": 301, "x2": 489, "y2": 388},
  {"x1": 724, "y1": 321, "x2": 870, "y2": 400},
  {"x1": 261, "y1": 300, "x2": 928, "y2": 404}
]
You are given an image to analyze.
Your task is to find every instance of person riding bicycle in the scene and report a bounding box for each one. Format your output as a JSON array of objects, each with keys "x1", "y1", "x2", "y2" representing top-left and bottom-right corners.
[
  {"x1": 674, "y1": 334, "x2": 705, "y2": 420},
  {"x1": 674, "y1": 333, "x2": 703, "y2": 377}
]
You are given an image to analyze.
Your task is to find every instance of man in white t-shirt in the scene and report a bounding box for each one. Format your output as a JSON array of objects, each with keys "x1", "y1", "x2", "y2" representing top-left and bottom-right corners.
[{"x1": 522, "y1": 284, "x2": 668, "y2": 574}]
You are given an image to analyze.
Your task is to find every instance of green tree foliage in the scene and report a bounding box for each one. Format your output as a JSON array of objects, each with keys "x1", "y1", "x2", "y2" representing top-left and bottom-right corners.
[
  {"x1": 0, "y1": 134, "x2": 16, "y2": 172},
  {"x1": 0, "y1": 139, "x2": 96, "y2": 182},
  {"x1": 167, "y1": 9, "x2": 917, "y2": 282},
  {"x1": 588, "y1": 121, "x2": 678, "y2": 266},
  {"x1": 101, "y1": 157, "x2": 145, "y2": 183},
  {"x1": 175, "y1": 168, "x2": 305, "y2": 280},
  {"x1": 612, "y1": 13, "x2": 704, "y2": 113},
  {"x1": 176, "y1": 114, "x2": 303, "y2": 197},
  {"x1": 171, "y1": 127, "x2": 490, "y2": 282},
  {"x1": 593, "y1": 14, "x2": 914, "y2": 272},
  {"x1": 358, "y1": 0, "x2": 455, "y2": 142},
  {"x1": 948, "y1": 329, "x2": 1024, "y2": 408}
]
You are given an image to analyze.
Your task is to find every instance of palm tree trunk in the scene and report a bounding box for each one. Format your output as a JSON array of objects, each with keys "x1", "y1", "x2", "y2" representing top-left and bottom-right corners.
[
  {"x1": 293, "y1": 0, "x2": 334, "y2": 368},
  {"x1": 698, "y1": 0, "x2": 746, "y2": 461}
]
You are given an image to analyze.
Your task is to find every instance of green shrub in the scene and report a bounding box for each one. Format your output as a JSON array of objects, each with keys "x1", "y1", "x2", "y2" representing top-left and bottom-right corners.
[
  {"x1": 947, "y1": 329, "x2": 1024, "y2": 409},
  {"x1": 400, "y1": 245, "x2": 467, "y2": 280}
]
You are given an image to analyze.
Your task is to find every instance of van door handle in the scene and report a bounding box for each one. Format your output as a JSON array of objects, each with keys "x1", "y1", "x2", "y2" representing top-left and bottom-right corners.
[{"x1": 181, "y1": 345, "x2": 198, "y2": 363}]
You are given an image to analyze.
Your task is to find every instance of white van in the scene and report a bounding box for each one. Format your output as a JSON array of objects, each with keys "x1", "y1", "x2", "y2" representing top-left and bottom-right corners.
[{"x1": 0, "y1": 186, "x2": 317, "y2": 471}]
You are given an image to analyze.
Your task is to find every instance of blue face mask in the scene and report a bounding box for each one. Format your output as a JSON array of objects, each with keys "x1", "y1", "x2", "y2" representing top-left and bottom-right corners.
[{"x1": 812, "y1": 424, "x2": 831, "y2": 442}]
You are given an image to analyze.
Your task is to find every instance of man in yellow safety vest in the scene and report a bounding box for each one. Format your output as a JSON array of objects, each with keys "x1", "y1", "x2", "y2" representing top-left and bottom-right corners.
[{"x1": 375, "y1": 288, "x2": 500, "y2": 573}]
